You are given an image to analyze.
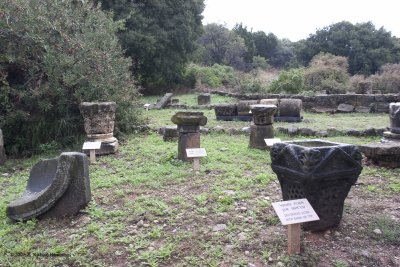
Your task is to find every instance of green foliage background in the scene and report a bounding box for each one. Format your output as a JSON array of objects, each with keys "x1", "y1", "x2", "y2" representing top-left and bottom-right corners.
[
  {"x1": 0, "y1": 0, "x2": 141, "y2": 155},
  {"x1": 97, "y1": 0, "x2": 205, "y2": 93}
]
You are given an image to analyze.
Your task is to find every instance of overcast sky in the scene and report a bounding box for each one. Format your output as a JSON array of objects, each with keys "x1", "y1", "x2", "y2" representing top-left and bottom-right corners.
[{"x1": 202, "y1": 0, "x2": 399, "y2": 41}]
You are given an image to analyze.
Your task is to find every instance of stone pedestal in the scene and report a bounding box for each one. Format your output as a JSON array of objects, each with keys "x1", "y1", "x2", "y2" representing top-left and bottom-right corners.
[
  {"x1": 79, "y1": 102, "x2": 118, "y2": 155},
  {"x1": 249, "y1": 104, "x2": 277, "y2": 149},
  {"x1": 198, "y1": 94, "x2": 211, "y2": 105},
  {"x1": 0, "y1": 129, "x2": 5, "y2": 165},
  {"x1": 171, "y1": 112, "x2": 207, "y2": 161},
  {"x1": 389, "y1": 102, "x2": 400, "y2": 134},
  {"x1": 360, "y1": 102, "x2": 400, "y2": 168}
]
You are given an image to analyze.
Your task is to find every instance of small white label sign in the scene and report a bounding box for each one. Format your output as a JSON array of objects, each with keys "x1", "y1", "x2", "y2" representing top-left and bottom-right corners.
[
  {"x1": 82, "y1": 141, "x2": 102, "y2": 150},
  {"x1": 264, "y1": 138, "x2": 281, "y2": 146},
  {"x1": 272, "y1": 199, "x2": 319, "y2": 225},
  {"x1": 186, "y1": 148, "x2": 207, "y2": 158}
]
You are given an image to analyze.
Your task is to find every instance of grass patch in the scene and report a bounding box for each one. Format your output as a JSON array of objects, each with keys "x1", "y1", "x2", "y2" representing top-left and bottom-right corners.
[{"x1": 369, "y1": 216, "x2": 400, "y2": 245}]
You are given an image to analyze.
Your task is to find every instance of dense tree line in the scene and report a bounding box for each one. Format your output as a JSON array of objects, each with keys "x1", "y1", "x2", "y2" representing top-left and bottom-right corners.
[
  {"x1": 96, "y1": 0, "x2": 205, "y2": 93},
  {"x1": 294, "y1": 21, "x2": 400, "y2": 75},
  {"x1": 194, "y1": 23, "x2": 296, "y2": 70}
]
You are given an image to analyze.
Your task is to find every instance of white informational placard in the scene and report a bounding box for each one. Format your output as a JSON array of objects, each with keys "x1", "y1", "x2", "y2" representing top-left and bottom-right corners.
[
  {"x1": 82, "y1": 141, "x2": 102, "y2": 150},
  {"x1": 186, "y1": 148, "x2": 207, "y2": 158},
  {"x1": 264, "y1": 138, "x2": 281, "y2": 146},
  {"x1": 272, "y1": 198, "x2": 319, "y2": 225},
  {"x1": 144, "y1": 103, "x2": 151, "y2": 111}
]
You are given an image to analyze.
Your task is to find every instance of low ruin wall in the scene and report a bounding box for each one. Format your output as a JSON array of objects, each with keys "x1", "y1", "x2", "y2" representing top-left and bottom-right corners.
[{"x1": 211, "y1": 90, "x2": 400, "y2": 113}]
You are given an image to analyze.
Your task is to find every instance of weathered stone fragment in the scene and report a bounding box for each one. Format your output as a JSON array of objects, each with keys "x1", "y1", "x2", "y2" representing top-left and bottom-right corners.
[
  {"x1": 279, "y1": 99, "x2": 302, "y2": 118},
  {"x1": 237, "y1": 100, "x2": 259, "y2": 116},
  {"x1": 197, "y1": 94, "x2": 211, "y2": 105},
  {"x1": 359, "y1": 142, "x2": 400, "y2": 168},
  {"x1": 155, "y1": 93, "x2": 173, "y2": 109},
  {"x1": 389, "y1": 103, "x2": 400, "y2": 134},
  {"x1": 249, "y1": 104, "x2": 277, "y2": 149},
  {"x1": 337, "y1": 103, "x2": 354, "y2": 113},
  {"x1": 79, "y1": 102, "x2": 118, "y2": 155},
  {"x1": 271, "y1": 140, "x2": 363, "y2": 231},
  {"x1": 79, "y1": 102, "x2": 116, "y2": 134},
  {"x1": 171, "y1": 112, "x2": 207, "y2": 161},
  {"x1": 6, "y1": 152, "x2": 90, "y2": 221},
  {"x1": 163, "y1": 126, "x2": 178, "y2": 142}
]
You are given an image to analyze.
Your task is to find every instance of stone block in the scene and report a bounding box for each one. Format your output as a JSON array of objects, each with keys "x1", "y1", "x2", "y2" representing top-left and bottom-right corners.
[
  {"x1": 197, "y1": 94, "x2": 211, "y2": 105},
  {"x1": 214, "y1": 104, "x2": 237, "y2": 116},
  {"x1": 279, "y1": 99, "x2": 302, "y2": 118},
  {"x1": 337, "y1": 103, "x2": 354, "y2": 113}
]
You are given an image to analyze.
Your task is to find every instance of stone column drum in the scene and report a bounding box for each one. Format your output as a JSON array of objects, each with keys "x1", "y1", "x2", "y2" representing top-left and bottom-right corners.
[
  {"x1": 249, "y1": 104, "x2": 277, "y2": 149},
  {"x1": 79, "y1": 102, "x2": 118, "y2": 155},
  {"x1": 0, "y1": 129, "x2": 6, "y2": 165},
  {"x1": 171, "y1": 112, "x2": 207, "y2": 161},
  {"x1": 198, "y1": 93, "x2": 211, "y2": 105}
]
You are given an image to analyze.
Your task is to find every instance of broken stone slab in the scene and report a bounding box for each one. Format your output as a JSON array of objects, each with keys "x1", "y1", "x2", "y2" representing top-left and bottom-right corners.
[
  {"x1": 0, "y1": 129, "x2": 5, "y2": 165},
  {"x1": 337, "y1": 103, "x2": 354, "y2": 113},
  {"x1": 6, "y1": 152, "x2": 91, "y2": 221},
  {"x1": 359, "y1": 141, "x2": 400, "y2": 168},
  {"x1": 155, "y1": 93, "x2": 173, "y2": 109}
]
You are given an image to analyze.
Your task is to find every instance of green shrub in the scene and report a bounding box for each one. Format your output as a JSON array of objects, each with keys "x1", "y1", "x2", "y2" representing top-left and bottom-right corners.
[
  {"x1": 368, "y1": 63, "x2": 400, "y2": 93},
  {"x1": 186, "y1": 64, "x2": 238, "y2": 89},
  {"x1": 268, "y1": 68, "x2": 304, "y2": 94},
  {"x1": 237, "y1": 71, "x2": 269, "y2": 93},
  {"x1": 348, "y1": 75, "x2": 371, "y2": 94},
  {"x1": 252, "y1": 56, "x2": 269, "y2": 70},
  {"x1": 304, "y1": 53, "x2": 350, "y2": 94},
  {"x1": 0, "y1": 0, "x2": 141, "y2": 155}
]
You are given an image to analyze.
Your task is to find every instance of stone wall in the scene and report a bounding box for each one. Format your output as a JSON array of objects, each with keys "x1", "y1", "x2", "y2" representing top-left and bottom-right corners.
[{"x1": 211, "y1": 90, "x2": 400, "y2": 113}]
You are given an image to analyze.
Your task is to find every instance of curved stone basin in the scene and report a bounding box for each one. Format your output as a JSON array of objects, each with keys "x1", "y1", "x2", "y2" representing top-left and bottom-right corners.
[
  {"x1": 271, "y1": 139, "x2": 363, "y2": 231},
  {"x1": 6, "y1": 152, "x2": 90, "y2": 221}
]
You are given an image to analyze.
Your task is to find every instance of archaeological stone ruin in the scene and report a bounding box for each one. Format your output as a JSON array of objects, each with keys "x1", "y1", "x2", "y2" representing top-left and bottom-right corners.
[
  {"x1": 214, "y1": 99, "x2": 302, "y2": 122},
  {"x1": 197, "y1": 93, "x2": 211, "y2": 105},
  {"x1": 271, "y1": 140, "x2": 363, "y2": 231},
  {"x1": 248, "y1": 104, "x2": 277, "y2": 149},
  {"x1": 360, "y1": 102, "x2": 400, "y2": 168},
  {"x1": 6, "y1": 152, "x2": 91, "y2": 221},
  {"x1": 79, "y1": 102, "x2": 118, "y2": 155},
  {"x1": 171, "y1": 111, "x2": 207, "y2": 161}
]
